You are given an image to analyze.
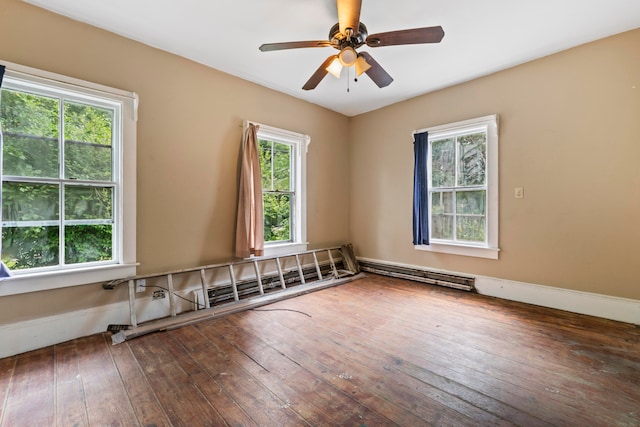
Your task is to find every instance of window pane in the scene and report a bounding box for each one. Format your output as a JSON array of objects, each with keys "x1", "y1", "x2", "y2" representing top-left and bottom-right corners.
[
  {"x1": 456, "y1": 190, "x2": 486, "y2": 242},
  {"x1": 263, "y1": 193, "x2": 291, "y2": 242},
  {"x1": 456, "y1": 190, "x2": 486, "y2": 215},
  {"x1": 457, "y1": 216, "x2": 485, "y2": 242},
  {"x1": 272, "y1": 142, "x2": 291, "y2": 191},
  {"x1": 2, "y1": 182, "x2": 59, "y2": 221},
  {"x1": 64, "y1": 101, "x2": 113, "y2": 180},
  {"x1": 1, "y1": 226, "x2": 59, "y2": 270},
  {"x1": 65, "y1": 225, "x2": 112, "y2": 264},
  {"x1": 431, "y1": 191, "x2": 453, "y2": 239},
  {"x1": 431, "y1": 138, "x2": 455, "y2": 187},
  {"x1": 65, "y1": 186, "x2": 113, "y2": 220},
  {"x1": 0, "y1": 89, "x2": 59, "y2": 178},
  {"x1": 259, "y1": 140, "x2": 273, "y2": 190},
  {"x1": 457, "y1": 132, "x2": 486, "y2": 186}
]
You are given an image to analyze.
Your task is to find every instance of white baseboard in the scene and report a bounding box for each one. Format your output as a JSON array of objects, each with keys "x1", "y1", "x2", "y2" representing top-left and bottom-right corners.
[
  {"x1": 474, "y1": 275, "x2": 640, "y2": 325},
  {"x1": 0, "y1": 300, "x2": 128, "y2": 359},
  {"x1": 358, "y1": 257, "x2": 640, "y2": 326},
  {"x1": 0, "y1": 288, "x2": 196, "y2": 359}
]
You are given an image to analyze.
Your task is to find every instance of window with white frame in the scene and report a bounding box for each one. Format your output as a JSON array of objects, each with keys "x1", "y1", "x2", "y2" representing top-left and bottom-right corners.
[
  {"x1": 0, "y1": 61, "x2": 137, "y2": 295},
  {"x1": 416, "y1": 115, "x2": 499, "y2": 259},
  {"x1": 255, "y1": 123, "x2": 308, "y2": 256}
]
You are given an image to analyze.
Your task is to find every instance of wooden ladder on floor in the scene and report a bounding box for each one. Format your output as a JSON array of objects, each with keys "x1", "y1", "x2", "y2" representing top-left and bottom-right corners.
[{"x1": 103, "y1": 245, "x2": 362, "y2": 343}]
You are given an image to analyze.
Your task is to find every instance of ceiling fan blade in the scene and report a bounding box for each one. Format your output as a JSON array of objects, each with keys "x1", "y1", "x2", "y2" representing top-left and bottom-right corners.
[
  {"x1": 260, "y1": 40, "x2": 333, "y2": 52},
  {"x1": 302, "y1": 55, "x2": 338, "y2": 90},
  {"x1": 358, "y1": 52, "x2": 393, "y2": 88},
  {"x1": 337, "y1": 0, "x2": 362, "y2": 35},
  {"x1": 366, "y1": 26, "x2": 445, "y2": 47}
]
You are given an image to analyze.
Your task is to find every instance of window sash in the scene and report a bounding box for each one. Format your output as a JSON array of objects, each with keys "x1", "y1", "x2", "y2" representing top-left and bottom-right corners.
[
  {"x1": 429, "y1": 187, "x2": 488, "y2": 245},
  {"x1": 1, "y1": 73, "x2": 121, "y2": 272},
  {"x1": 260, "y1": 138, "x2": 295, "y2": 244},
  {"x1": 429, "y1": 127, "x2": 489, "y2": 245}
]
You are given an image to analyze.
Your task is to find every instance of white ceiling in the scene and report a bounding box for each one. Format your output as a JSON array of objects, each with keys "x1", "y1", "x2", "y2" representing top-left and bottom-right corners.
[{"x1": 23, "y1": 0, "x2": 640, "y2": 116}]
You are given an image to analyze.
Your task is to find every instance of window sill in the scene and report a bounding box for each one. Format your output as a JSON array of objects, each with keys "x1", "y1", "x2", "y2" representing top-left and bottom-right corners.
[
  {"x1": 0, "y1": 263, "x2": 137, "y2": 296},
  {"x1": 415, "y1": 243, "x2": 499, "y2": 260},
  {"x1": 261, "y1": 242, "x2": 309, "y2": 258}
]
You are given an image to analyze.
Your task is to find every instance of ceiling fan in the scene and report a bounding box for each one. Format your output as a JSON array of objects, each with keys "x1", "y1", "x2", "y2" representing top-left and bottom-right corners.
[{"x1": 259, "y1": 0, "x2": 445, "y2": 90}]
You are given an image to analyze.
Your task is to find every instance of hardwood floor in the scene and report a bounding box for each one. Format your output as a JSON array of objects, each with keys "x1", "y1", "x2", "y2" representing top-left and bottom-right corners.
[{"x1": 1, "y1": 274, "x2": 639, "y2": 426}]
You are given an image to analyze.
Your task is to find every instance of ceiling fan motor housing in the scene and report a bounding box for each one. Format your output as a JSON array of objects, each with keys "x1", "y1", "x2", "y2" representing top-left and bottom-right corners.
[{"x1": 329, "y1": 22, "x2": 368, "y2": 49}]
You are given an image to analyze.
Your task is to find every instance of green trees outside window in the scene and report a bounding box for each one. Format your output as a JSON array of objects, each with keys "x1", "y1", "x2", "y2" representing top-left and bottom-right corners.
[
  {"x1": 1, "y1": 86, "x2": 115, "y2": 270},
  {"x1": 258, "y1": 139, "x2": 293, "y2": 243},
  {"x1": 430, "y1": 131, "x2": 487, "y2": 243}
]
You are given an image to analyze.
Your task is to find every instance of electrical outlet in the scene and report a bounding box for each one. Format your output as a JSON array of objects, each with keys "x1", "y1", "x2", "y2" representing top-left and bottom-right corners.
[
  {"x1": 152, "y1": 289, "x2": 166, "y2": 300},
  {"x1": 514, "y1": 187, "x2": 524, "y2": 199},
  {"x1": 136, "y1": 279, "x2": 146, "y2": 293}
]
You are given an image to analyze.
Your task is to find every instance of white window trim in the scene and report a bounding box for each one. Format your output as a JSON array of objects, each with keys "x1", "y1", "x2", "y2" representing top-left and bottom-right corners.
[
  {"x1": 0, "y1": 60, "x2": 137, "y2": 296},
  {"x1": 414, "y1": 114, "x2": 499, "y2": 260},
  {"x1": 246, "y1": 121, "x2": 309, "y2": 257}
]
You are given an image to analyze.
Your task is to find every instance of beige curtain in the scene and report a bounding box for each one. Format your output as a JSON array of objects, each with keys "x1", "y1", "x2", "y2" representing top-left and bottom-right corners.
[{"x1": 235, "y1": 123, "x2": 264, "y2": 258}]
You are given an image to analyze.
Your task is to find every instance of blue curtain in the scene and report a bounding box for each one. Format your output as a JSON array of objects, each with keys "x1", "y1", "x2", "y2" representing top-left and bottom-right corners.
[
  {"x1": 413, "y1": 131, "x2": 429, "y2": 245},
  {"x1": 0, "y1": 65, "x2": 5, "y2": 86}
]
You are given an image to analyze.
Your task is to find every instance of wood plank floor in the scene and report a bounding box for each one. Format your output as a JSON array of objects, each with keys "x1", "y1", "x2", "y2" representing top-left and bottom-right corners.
[{"x1": 1, "y1": 273, "x2": 639, "y2": 426}]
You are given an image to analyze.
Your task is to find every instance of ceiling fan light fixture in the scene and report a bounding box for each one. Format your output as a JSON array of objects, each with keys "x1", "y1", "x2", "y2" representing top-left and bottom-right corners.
[
  {"x1": 326, "y1": 55, "x2": 343, "y2": 78},
  {"x1": 338, "y1": 46, "x2": 357, "y2": 66},
  {"x1": 354, "y1": 55, "x2": 371, "y2": 76}
]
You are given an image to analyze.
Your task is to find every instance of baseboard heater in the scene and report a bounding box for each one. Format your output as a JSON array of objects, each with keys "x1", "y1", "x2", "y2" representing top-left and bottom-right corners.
[
  {"x1": 358, "y1": 259, "x2": 475, "y2": 292},
  {"x1": 192, "y1": 261, "x2": 344, "y2": 310}
]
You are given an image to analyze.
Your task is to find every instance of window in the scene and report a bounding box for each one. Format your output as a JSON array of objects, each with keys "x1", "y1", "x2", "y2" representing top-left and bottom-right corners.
[
  {"x1": 0, "y1": 61, "x2": 137, "y2": 295},
  {"x1": 254, "y1": 123, "x2": 308, "y2": 256},
  {"x1": 415, "y1": 115, "x2": 499, "y2": 259},
  {"x1": 259, "y1": 139, "x2": 293, "y2": 243}
]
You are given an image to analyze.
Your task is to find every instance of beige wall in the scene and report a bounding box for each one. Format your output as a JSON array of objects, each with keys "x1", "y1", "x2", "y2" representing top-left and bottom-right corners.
[
  {"x1": 350, "y1": 28, "x2": 640, "y2": 300},
  {"x1": 0, "y1": 0, "x2": 350, "y2": 322}
]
